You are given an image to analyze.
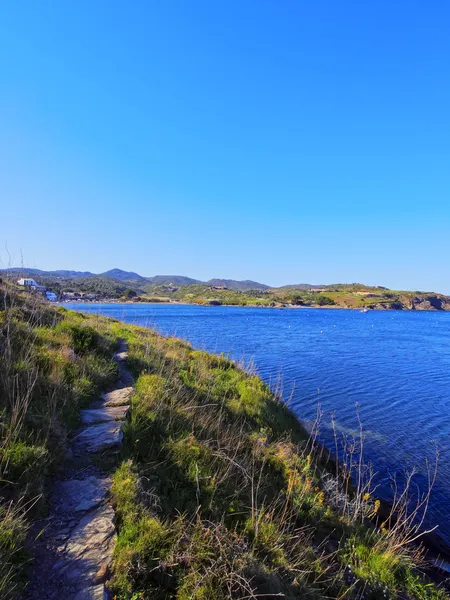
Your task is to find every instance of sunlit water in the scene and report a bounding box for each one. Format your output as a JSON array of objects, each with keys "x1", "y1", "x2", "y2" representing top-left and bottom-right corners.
[{"x1": 66, "y1": 303, "x2": 450, "y2": 544}]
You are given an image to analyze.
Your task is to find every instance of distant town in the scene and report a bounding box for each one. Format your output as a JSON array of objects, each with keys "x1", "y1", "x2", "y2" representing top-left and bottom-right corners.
[{"x1": 16, "y1": 277, "x2": 96, "y2": 302}]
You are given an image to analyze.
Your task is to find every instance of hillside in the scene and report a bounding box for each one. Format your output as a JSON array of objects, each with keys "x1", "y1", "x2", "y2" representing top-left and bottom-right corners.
[
  {"x1": 0, "y1": 283, "x2": 449, "y2": 599},
  {"x1": 2, "y1": 269, "x2": 450, "y2": 310},
  {"x1": 145, "y1": 274, "x2": 202, "y2": 286},
  {"x1": 270, "y1": 284, "x2": 450, "y2": 311},
  {"x1": 101, "y1": 268, "x2": 147, "y2": 281},
  {"x1": 0, "y1": 267, "x2": 94, "y2": 278},
  {"x1": 1, "y1": 269, "x2": 269, "y2": 293},
  {"x1": 206, "y1": 278, "x2": 271, "y2": 291},
  {"x1": 137, "y1": 283, "x2": 450, "y2": 311}
]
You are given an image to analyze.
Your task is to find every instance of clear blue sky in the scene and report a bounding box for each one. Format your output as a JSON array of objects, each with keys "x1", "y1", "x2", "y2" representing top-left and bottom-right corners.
[{"x1": 1, "y1": 1, "x2": 449, "y2": 290}]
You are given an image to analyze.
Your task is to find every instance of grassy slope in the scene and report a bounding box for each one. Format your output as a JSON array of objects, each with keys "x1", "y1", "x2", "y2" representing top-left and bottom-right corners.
[
  {"x1": 0, "y1": 284, "x2": 122, "y2": 597},
  {"x1": 0, "y1": 285, "x2": 447, "y2": 599}
]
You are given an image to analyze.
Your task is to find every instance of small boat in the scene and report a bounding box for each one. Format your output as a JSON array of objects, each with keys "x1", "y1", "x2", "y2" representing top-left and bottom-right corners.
[{"x1": 360, "y1": 307, "x2": 369, "y2": 313}]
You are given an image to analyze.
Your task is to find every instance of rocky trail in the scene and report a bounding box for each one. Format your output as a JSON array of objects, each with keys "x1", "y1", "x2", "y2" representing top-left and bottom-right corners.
[{"x1": 25, "y1": 341, "x2": 133, "y2": 600}]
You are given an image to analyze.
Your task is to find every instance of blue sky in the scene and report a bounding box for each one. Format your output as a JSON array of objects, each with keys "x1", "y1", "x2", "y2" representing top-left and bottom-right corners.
[{"x1": 1, "y1": 1, "x2": 449, "y2": 290}]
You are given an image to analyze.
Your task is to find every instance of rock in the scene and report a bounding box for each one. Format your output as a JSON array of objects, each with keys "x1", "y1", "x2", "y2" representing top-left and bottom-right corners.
[
  {"x1": 114, "y1": 351, "x2": 128, "y2": 362},
  {"x1": 94, "y1": 561, "x2": 109, "y2": 583},
  {"x1": 65, "y1": 505, "x2": 115, "y2": 557},
  {"x1": 56, "y1": 476, "x2": 111, "y2": 512},
  {"x1": 76, "y1": 422, "x2": 123, "y2": 452},
  {"x1": 63, "y1": 505, "x2": 116, "y2": 587},
  {"x1": 72, "y1": 584, "x2": 106, "y2": 600},
  {"x1": 80, "y1": 406, "x2": 129, "y2": 425},
  {"x1": 102, "y1": 386, "x2": 133, "y2": 407}
]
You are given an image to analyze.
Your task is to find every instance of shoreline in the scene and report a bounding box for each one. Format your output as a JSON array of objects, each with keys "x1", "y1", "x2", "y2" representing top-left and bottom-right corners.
[
  {"x1": 314, "y1": 441, "x2": 450, "y2": 574},
  {"x1": 59, "y1": 299, "x2": 450, "y2": 312}
]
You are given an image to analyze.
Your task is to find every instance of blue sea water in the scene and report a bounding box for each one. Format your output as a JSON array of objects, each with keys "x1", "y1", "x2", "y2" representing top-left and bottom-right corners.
[{"x1": 66, "y1": 303, "x2": 450, "y2": 544}]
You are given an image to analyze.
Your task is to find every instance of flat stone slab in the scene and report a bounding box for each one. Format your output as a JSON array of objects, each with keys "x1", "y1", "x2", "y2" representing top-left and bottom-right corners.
[
  {"x1": 72, "y1": 584, "x2": 106, "y2": 600},
  {"x1": 114, "y1": 351, "x2": 128, "y2": 362},
  {"x1": 55, "y1": 504, "x2": 115, "y2": 590},
  {"x1": 65, "y1": 504, "x2": 115, "y2": 561},
  {"x1": 102, "y1": 386, "x2": 133, "y2": 407},
  {"x1": 56, "y1": 476, "x2": 111, "y2": 513},
  {"x1": 77, "y1": 422, "x2": 123, "y2": 452},
  {"x1": 80, "y1": 406, "x2": 129, "y2": 425}
]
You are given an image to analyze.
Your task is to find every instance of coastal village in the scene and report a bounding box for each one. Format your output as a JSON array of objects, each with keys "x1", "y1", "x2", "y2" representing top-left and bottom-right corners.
[{"x1": 16, "y1": 277, "x2": 97, "y2": 302}]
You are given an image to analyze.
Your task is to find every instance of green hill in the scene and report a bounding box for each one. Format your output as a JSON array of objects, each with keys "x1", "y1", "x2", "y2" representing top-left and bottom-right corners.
[{"x1": 3, "y1": 269, "x2": 450, "y2": 309}]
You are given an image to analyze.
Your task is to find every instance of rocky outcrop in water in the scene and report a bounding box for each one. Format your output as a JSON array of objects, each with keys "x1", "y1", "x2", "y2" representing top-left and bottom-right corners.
[{"x1": 410, "y1": 294, "x2": 450, "y2": 311}]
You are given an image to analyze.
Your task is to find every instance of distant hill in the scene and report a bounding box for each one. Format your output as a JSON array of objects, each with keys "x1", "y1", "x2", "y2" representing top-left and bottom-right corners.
[
  {"x1": 145, "y1": 275, "x2": 202, "y2": 286},
  {"x1": 0, "y1": 268, "x2": 269, "y2": 291},
  {"x1": 101, "y1": 268, "x2": 146, "y2": 281},
  {"x1": 206, "y1": 279, "x2": 270, "y2": 291},
  {"x1": 4, "y1": 267, "x2": 450, "y2": 310},
  {"x1": 0, "y1": 267, "x2": 94, "y2": 279},
  {"x1": 50, "y1": 270, "x2": 95, "y2": 278},
  {"x1": 272, "y1": 283, "x2": 325, "y2": 291}
]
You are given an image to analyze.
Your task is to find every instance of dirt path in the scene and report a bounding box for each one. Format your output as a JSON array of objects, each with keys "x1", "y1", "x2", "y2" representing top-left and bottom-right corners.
[{"x1": 25, "y1": 341, "x2": 133, "y2": 600}]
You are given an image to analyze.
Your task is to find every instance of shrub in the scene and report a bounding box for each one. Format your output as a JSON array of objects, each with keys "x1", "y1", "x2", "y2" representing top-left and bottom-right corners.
[
  {"x1": 56, "y1": 323, "x2": 99, "y2": 354},
  {"x1": 1, "y1": 441, "x2": 48, "y2": 484}
]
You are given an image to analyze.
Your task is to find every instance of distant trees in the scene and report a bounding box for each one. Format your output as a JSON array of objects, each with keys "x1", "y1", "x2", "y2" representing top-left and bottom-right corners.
[
  {"x1": 123, "y1": 289, "x2": 137, "y2": 299},
  {"x1": 278, "y1": 292, "x2": 335, "y2": 306}
]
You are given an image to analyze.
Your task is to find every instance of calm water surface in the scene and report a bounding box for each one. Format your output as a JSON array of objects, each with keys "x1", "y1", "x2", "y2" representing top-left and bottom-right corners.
[{"x1": 66, "y1": 303, "x2": 450, "y2": 543}]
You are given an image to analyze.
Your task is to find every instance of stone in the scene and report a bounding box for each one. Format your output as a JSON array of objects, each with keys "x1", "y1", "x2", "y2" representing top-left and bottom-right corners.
[
  {"x1": 56, "y1": 476, "x2": 111, "y2": 512},
  {"x1": 62, "y1": 505, "x2": 116, "y2": 587},
  {"x1": 76, "y1": 422, "x2": 123, "y2": 452},
  {"x1": 102, "y1": 386, "x2": 133, "y2": 407},
  {"x1": 94, "y1": 561, "x2": 109, "y2": 583},
  {"x1": 114, "y1": 351, "x2": 128, "y2": 362},
  {"x1": 80, "y1": 406, "x2": 129, "y2": 425},
  {"x1": 72, "y1": 584, "x2": 106, "y2": 600}
]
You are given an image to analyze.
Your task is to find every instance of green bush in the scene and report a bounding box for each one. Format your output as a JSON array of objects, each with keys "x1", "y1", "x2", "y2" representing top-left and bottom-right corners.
[
  {"x1": 56, "y1": 323, "x2": 99, "y2": 354},
  {"x1": 1, "y1": 441, "x2": 48, "y2": 484}
]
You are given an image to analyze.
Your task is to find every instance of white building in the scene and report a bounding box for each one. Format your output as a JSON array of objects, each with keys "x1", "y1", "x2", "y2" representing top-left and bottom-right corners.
[
  {"x1": 17, "y1": 278, "x2": 38, "y2": 287},
  {"x1": 17, "y1": 278, "x2": 46, "y2": 292}
]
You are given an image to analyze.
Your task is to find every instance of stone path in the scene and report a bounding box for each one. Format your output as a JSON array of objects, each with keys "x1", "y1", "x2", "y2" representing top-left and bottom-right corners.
[{"x1": 25, "y1": 341, "x2": 133, "y2": 600}]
